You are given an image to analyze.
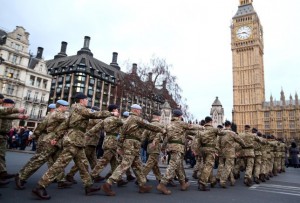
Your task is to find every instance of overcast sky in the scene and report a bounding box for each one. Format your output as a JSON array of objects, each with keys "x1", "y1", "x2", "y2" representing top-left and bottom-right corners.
[{"x1": 1, "y1": 0, "x2": 300, "y2": 121}]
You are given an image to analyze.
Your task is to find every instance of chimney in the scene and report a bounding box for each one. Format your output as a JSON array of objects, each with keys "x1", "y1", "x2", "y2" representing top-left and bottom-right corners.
[
  {"x1": 54, "y1": 41, "x2": 68, "y2": 59},
  {"x1": 77, "y1": 36, "x2": 93, "y2": 56},
  {"x1": 36, "y1": 47, "x2": 43, "y2": 59},
  {"x1": 132, "y1": 63, "x2": 137, "y2": 74},
  {"x1": 110, "y1": 52, "x2": 120, "y2": 70},
  {"x1": 148, "y1": 72, "x2": 153, "y2": 82}
]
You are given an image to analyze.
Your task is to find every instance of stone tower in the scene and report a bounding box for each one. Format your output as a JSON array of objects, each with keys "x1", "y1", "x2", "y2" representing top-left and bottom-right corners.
[
  {"x1": 231, "y1": 0, "x2": 265, "y2": 132},
  {"x1": 210, "y1": 97, "x2": 224, "y2": 128}
]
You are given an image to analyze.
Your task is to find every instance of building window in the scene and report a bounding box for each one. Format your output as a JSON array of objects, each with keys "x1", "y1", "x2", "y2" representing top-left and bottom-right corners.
[
  {"x1": 89, "y1": 77, "x2": 95, "y2": 85},
  {"x1": 5, "y1": 67, "x2": 19, "y2": 79},
  {"x1": 290, "y1": 121, "x2": 295, "y2": 129},
  {"x1": 276, "y1": 111, "x2": 282, "y2": 118},
  {"x1": 43, "y1": 79, "x2": 48, "y2": 89},
  {"x1": 26, "y1": 90, "x2": 31, "y2": 100},
  {"x1": 34, "y1": 92, "x2": 39, "y2": 102},
  {"x1": 264, "y1": 112, "x2": 270, "y2": 118},
  {"x1": 11, "y1": 55, "x2": 18, "y2": 64},
  {"x1": 41, "y1": 94, "x2": 46, "y2": 103},
  {"x1": 277, "y1": 121, "x2": 282, "y2": 129},
  {"x1": 16, "y1": 34, "x2": 22, "y2": 40},
  {"x1": 30, "y1": 75, "x2": 35, "y2": 86},
  {"x1": 58, "y1": 76, "x2": 64, "y2": 83},
  {"x1": 65, "y1": 75, "x2": 71, "y2": 82},
  {"x1": 6, "y1": 84, "x2": 14, "y2": 95},
  {"x1": 289, "y1": 111, "x2": 295, "y2": 119},
  {"x1": 38, "y1": 108, "x2": 43, "y2": 119},
  {"x1": 36, "y1": 77, "x2": 41, "y2": 88},
  {"x1": 264, "y1": 122, "x2": 270, "y2": 129}
]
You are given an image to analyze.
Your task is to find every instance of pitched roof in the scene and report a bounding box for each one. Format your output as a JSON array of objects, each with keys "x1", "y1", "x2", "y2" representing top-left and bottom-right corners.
[{"x1": 233, "y1": 4, "x2": 256, "y2": 19}]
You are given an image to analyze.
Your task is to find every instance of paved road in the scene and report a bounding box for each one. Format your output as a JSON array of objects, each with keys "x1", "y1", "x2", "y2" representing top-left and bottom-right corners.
[{"x1": 1, "y1": 151, "x2": 300, "y2": 203}]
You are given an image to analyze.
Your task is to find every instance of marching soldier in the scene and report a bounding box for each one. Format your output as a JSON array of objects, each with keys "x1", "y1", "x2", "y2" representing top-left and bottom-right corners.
[
  {"x1": 101, "y1": 104, "x2": 164, "y2": 196},
  {"x1": 32, "y1": 93, "x2": 115, "y2": 200}
]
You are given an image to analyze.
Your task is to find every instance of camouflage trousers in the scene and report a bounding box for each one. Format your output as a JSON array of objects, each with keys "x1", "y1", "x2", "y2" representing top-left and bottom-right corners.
[
  {"x1": 281, "y1": 156, "x2": 286, "y2": 172},
  {"x1": 107, "y1": 153, "x2": 146, "y2": 186},
  {"x1": 0, "y1": 137, "x2": 7, "y2": 173},
  {"x1": 143, "y1": 153, "x2": 161, "y2": 181},
  {"x1": 273, "y1": 157, "x2": 280, "y2": 175},
  {"x1": 67, "y1": 145, "x2": 97, "y2": 178},
  {"x1": 38, "y1": 145, "x2": 92, "y2": 188},
  {"x1": 198, "y1": 150, "x2": 215, "y2": 185},
  {"x1": 253, "y1": 155, "x2": 262, "y2": 178},
  {"x1": 218, "y1": 157, "x2": 235, "y2": 185},
  {"x1": 193, "y1": 155, "x2": 203, "y2": 176},
  {"x1": 244, "y1": 157, "x2": 254, "y2": 179},
  {"x1": 267, "y1": 156, "x2": 275, "y2": 174},
  {"x1": 161, "y1": 151, "x2": 185, "y2": 185},
  {"x1": 260, "y1": 155, "x2": 268, "y2": 175},
  {"x1": 233, "y1": 158, "x2": 245, "y2": 176},
  {"x1": 90, "y1": 148, "x2": 118, "y2": 179},
  {"x1": 19, "y1": 142, "x2": 64, "y2": 181}
]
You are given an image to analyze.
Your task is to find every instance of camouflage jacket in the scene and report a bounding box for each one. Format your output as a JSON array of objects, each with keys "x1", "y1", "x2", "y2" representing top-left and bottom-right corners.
[
  {"x1": 240, "y1": 130, "x2": 263, "y2": 157},
  {"x1": 279, "y1": 142, "x2": 287, "y2": 158},
  {"x1": 253, "y1": 136, "x2": 266, "y2": 156},
  {"x1": 217, "y1": 129, "x2": 245, "y2": 158},
  {"x1": 38, "y1": 109, "x2": 68, "y2": 148},
  {"x1": 31, "y1": 112, "x2": 52, "y2": 141},
  {"x1": 119, "y1": 112, "x2": 163, "y2": 156},
  {"x1": 268, "y1": 140, "x2": 280, "y2": 158},
  {"x1": 54, "y1": 103, "x2": 111, "y2": 147},
  {"x1": 164, "y1": 117, "x2": 198, "y2": 154},
  {"x1": 85, "y1": 119, "x2": 102, "y2": 146},
  {"x1": 261, "y1": 137, "x2": 269, "y2": 158},
  {"x1": 0, "y1": 107, "x2": 20, "y2": 136},
  {"x1": 142, "y1": 119, "x2": 164, "y2": 154},
  {"x1": 190, "y1": 125, "x2": 204, "y2": 155},
  {"x1": 198, "y1": 124, "x2": 226, "y2": 153}
]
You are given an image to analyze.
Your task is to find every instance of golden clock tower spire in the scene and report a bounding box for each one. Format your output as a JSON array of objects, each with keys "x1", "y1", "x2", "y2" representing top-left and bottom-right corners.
[{"x1": 231, "y1": 0, "x2": 265, "y2": 132}]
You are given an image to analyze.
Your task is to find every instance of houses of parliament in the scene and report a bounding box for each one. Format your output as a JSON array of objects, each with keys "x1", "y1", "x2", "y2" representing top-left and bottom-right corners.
[{"x1": 231, "y1": 0, "x2": 300, "y2": 142}]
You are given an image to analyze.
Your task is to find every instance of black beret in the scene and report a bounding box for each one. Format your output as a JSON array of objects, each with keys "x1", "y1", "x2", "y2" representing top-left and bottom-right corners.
[
  {"x1": 75, "y1": 92, "x2": 87, "y2": 99},
  {"x1": 217, "y1": 125, "x2": 223, "y2": 129},
  {"x1": 108, "y1": 104, "x2": 119, "y2": 112},
  {"x1": 172, "y1": 109, "x2": 183, "y2": 117},
  {"x1": 152, "y1": 111, "x2": 161, "y2": 116},
  {"x1": 3, "y1": 98, "x2": 15, "y2": 104},
  {"x1": 245, "y1": 125, "x2": 251, "y2": 129},
  {"x1": 0, "y1": 94, "x2": 4, "y2": 99},
  {"x1": 205, "y1": 116, "x2": 212, "y2": 123},
  {"x1": 91, "y1": 106, "x2": 100, "y2": 111},
  {"x1": 224, "y1": 120, "x2": 231, "y2": 126},
  {"x1": 200, "y1": 120, "x2": 205, "y2": 126},
  {"x1": 252, "y1": 128, "x2": 258, "y2": 133}
]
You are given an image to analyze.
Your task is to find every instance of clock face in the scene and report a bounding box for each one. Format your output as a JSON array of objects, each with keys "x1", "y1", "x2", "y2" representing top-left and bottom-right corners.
[{"x1": 236, "y1": 26, "x2": 252, "y2": 40}]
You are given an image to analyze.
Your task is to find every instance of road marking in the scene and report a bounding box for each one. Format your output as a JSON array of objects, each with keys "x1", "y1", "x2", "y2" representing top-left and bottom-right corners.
[{"x1": 250, "y1": 183, "x2": 300, "y2": 197}]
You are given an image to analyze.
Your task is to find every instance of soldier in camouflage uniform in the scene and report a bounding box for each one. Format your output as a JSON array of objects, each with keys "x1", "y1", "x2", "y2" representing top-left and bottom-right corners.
[
  {"x1": 279, "y1": 139, "x2": 287, "y2": 173},
  {"x1": 89, "y1": 104, "x2": 128, "y2": 186},
  {"x1": 259, "y1": 135, "x2": 269, "y2": 182},
  {"x1": 267, "y1": 135, "x2": 277, "y2": 177},
  {"x1": 217, "y1": 121, "x2": 245, "y2": 188},
  {"x1": 191, "y1": 120, "x2": 205, "y2": 179},
  {"x1": 252, "y1": 129, "x2": 266, "y2": 184},
  {"x1": 32, "y1": 93, "x2": 114, "y2": 200},
  {"x1": 101, "y1": 104, "x2": 164, "y2": 196},
  {"x1": 239, "y1": 125, "x2": 264, "y2": 186},
  {"x1": 15, "y1": 100, "x2": 71, "y2": 190},
  {"x1": 0, "y1": 98, "x2": 27, "y2": 183},
  {"x1": 196, "y1": 116, "x2": 225, "y2": 191},
  {"x1": 157, "y1": 109, "x2": 197, "y2": 195},
  {"x1": 141, "y1": 111, "x2": 164, "y2": 183},
  {"x1": 65, "y1": 106, "x2": 105, "y2": 184}
]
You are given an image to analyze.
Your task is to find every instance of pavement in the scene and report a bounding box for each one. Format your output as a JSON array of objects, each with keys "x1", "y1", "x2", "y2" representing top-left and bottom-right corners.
[{"x1": 1, "y1": 150, "x2": 300, "y2": 203}]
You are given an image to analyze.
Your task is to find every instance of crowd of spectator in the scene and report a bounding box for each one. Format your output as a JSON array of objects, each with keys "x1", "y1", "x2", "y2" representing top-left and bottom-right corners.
[{"x1": 6, "y1": 126, "x2": 34, "y2": 151}]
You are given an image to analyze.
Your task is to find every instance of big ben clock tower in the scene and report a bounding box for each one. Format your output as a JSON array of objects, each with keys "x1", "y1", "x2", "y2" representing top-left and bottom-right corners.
[{"x1": 231, "y1": 0, "x2": 265, "y2": 132}]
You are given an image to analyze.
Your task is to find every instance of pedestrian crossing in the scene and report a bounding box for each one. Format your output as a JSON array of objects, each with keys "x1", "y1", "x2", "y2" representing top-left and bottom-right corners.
[{"x1": 250, "y1": 183, "x2": 300, "y2": 197}]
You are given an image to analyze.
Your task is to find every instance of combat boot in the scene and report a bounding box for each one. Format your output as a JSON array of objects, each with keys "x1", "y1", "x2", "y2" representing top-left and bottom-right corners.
[
  {"x1": 254, "y1": 177, "x2": 260, "y2": 184},
  {"x1": 192, "y1": 171, "x2": 198, "y2": 179},
  {"x1": 210, "y1": 179, "x2": 217, "y2": 188},
  {"x1": 15, "y1": 175, "x2": 26, "y2": 189},
  {"x1": 65, "y1": 175, "x2": 77, "y2": 184},
  {"x1": 265, "y1": 175, "x2": 270, "y2": 180},
  {"x1": 234, "y1": 173, "x2": 240, "y2": 180},
  {"x1": 179, "y1": 181, "x2": 190, "y2": 191},
  {"x1": 117, "y1": 179, "x2": 128, "y2": 187},
  {"x1": 85, "y1": 185, "x2": 100, "y2": 196},
  {"x1": 244, "y1": 178, "x2": 252, "y2": 187},
  {"x1": 198, "y1": 183, "x2": 210, "y2": 191},
  {"x1": 139, "y1": 185, "x2": 152, "y2": 193},
  {"x1": 219, "y1": 182, "x2": 227, "y2": 188},
  {"x1": 101, "y1": 182, "x2": 116, "y2": 196},
  {"x1": 57, "y1": 181, "x2": 73, "y2": 189},
  {"x1": 0, "y1": 172, "x2": 17, "y2": 180},
  {"x1": 157, "y1": 183, "x2": 171, "y2": 195},
  {"x1": 0, "y1": 179, "x2": 9, "y2": 186},
  {"x1": 93, "y1": 175, "x2": 105, "y2": 183},
  {"x1": 126, "y1": 174, "x2": 136, "y2": 181},
  {"x1": 259, "y1": 174, "x2": 266, "y2": 182},
  {"x1": 32, "y1": 185, "x2": 51, "y2": 200}
]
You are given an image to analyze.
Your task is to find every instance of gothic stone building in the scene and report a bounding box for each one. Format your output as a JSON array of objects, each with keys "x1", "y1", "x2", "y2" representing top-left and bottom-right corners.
[
  {"x1": 231, "y1": 0, "x2": 300, "y2": 142},
  {"x1": 47, "y1": 36, "x2": 177, "y2": 117}
]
